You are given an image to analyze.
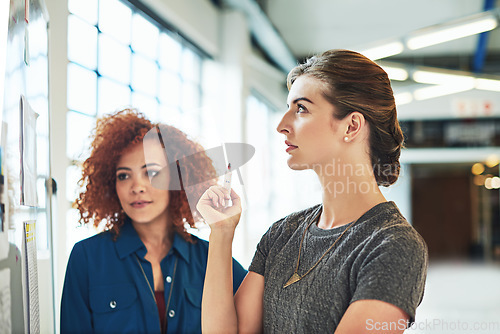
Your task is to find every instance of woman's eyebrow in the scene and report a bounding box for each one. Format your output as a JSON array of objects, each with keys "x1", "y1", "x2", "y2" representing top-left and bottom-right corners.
[
  {"x1": 288, "y1": 97, "x2": 314, "y2": 107},
  {"x1": 116, "y1": 167, "x2": 131, "y2": 172},
  {"x1": 293, "y1": 97, "x2": 314, "y2": 104},
  {"x1": 142, "y1": 163, "x2": 162, "y2": 169}
]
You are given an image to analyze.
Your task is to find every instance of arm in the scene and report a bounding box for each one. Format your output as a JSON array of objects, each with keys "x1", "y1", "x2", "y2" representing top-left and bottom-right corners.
[
  {"x1": 235, "y1": 271, "x2": 264, "y2": 333},
  {"x1": 335, "y1": 300, "x2": 409, "y2": 334},
  {"x1": 197, "y1": 186, "x2": 264, "y2": 333},
  {"x1": 202, "y1": 222, "x2": 238, "y2": 333}
]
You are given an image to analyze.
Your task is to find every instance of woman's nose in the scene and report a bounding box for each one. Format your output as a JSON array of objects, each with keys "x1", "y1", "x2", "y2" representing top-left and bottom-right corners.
[
  {"x1": 276, "y1": 111, "x2": 291, "y2": 134},
  {"x1": 131, "y1": 177, "x2": 147, "y2": 193}
]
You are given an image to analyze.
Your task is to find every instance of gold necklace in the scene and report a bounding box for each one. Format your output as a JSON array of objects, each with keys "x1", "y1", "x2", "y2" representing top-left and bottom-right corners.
[{"x1": 283, "y1": 215, "x2": 357, "y2": 288}]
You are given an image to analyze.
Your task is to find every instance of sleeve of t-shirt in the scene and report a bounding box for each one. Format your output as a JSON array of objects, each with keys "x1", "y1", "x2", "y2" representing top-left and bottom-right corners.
[
  {"x1": 248, "y1": 222, "x2": 280, "y2": 276},
  {"x1": 350, "y1": 228, "x2": 428, "y2": 325}
]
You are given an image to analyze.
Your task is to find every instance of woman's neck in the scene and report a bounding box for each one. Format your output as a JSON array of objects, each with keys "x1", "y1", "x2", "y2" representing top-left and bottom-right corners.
[
  {"x1": 132, "y1": 220, "x2": 174, "y2": 260},
  {"x1": 315, "y1": 160, "x2": 387, "y2": 229}
]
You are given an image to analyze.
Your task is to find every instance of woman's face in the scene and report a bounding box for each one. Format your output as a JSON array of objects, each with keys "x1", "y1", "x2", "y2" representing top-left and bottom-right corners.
[
  {"x1": 277, "y1": 75, "x2": 345, "y2": 170},
  {"x1": 115, "y1": 139, "x2": 170, "y2": 227}
]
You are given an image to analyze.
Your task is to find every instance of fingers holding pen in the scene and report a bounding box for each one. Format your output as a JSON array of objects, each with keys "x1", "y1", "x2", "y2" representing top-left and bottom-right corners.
[
  {"x1": 197, "y1": 185, "x2": 242, "y2": 229},
  {"x1": 208, "y1": 186, "x2": 231, "y2": 208}
]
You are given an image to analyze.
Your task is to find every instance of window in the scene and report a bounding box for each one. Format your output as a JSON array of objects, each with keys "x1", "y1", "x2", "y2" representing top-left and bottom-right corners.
[{"x1": 66, "y1": 0, "x2": 207, "y2": 249}]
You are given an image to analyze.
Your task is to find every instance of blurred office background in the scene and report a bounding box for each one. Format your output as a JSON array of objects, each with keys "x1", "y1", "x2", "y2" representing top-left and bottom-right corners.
[{"x1": 9, "y1": 0, "x2": 500, "y2": 332}]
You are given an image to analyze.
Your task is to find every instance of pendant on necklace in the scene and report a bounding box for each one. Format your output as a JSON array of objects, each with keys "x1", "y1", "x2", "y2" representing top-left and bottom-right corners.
[{"x1": 283, "y1": 272, "x2": 302, "y2": 288}]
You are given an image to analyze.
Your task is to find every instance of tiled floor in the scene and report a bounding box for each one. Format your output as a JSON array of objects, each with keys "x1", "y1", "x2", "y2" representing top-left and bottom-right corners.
[{"x1": 408, "y1": 261, "x2": 500, "y2": 333}]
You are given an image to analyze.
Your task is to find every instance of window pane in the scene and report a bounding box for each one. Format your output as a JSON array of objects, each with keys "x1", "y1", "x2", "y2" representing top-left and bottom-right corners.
[
  {"x1": 66, "y1": 208, "x2": 96, "y2": 257},
  {"x1": 99, "y1": 0, "x2": 132, "y2": 45},
  {"x1": 97, "y1": 77, "x2": 131, "y2": 115},
  {"x1": 27, "y1": 57, "x2": 49, "y2": 97},
  {"x1": 158, "y1": 105, "x2": 182, "y2": 127},
  {"x1": 245, "y1": 96, "x2": 271, "y2": 238},
  {"x1": 68, "y1": 0, "x2": 98, "y2": 25},
  {"x1": 68, "y1": 15, "x2": 98, "y2": 70},
  {"x1": 66, "y1": 111, "x2": 95, "y2": 160},
  {"x1": 159, "y1": 71, "x2": 181, "y2": 107},
  {"x1": 29, "y1": 18, "x2": 48, "y2": 57},
  {"x1": 66, "y1": 164, "x2": 83, "y2": 202},
  {"x1": 182, "y1": 82, "x2": 200, "y2": 112},
  {"x1": 180, "y1": 110, "x2": 199, "y2": 136},
  {"x1": 98, "y1": 33, "x2": 131, "y2": 85},
  {"x1": 131, "y1": 53, "x2": 158, "y2": 95},
  {"x1": 36, "y1": 135, "x2": 49, "y2": 176},
  {"x1": 131, "y1": 14, "x2": 159, "y2": 59},
  {"x1": 131, "y1": 92, "x2": 158, "y2": 121},
  {"x1": 182, "y1": 48, "x2": 201, "y2": 84},
  {"x1": 67, "y1": 63, "x2": 97, "y2": 116},
  {"x1": 158, "y1": 32, "x2": 182, "y2": 71}
]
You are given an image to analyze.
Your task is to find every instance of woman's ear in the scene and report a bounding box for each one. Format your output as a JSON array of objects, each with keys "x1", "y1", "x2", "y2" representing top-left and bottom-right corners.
[{"x1": 344, "y1": 112, "x2": 366, "y2": 140}]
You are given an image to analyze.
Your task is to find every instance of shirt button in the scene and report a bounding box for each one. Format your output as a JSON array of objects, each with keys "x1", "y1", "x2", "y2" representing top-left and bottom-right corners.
[
  {"x1": 168, "y1": 310, "x2": 175, "y2": 318},
  {"x1": 165, "y1": 276, "x2": 172, "y2": 283},
  {"x1": 110, "y1": 301, "x2": 117, "y2": 309}
]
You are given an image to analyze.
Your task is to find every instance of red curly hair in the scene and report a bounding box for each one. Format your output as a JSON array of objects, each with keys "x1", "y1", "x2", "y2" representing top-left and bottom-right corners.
[{"x1": 75, "y1": 109, "x2": 217, "y2": 242}]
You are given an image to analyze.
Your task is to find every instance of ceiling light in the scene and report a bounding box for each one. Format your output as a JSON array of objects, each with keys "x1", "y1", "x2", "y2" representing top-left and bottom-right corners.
[
  {"x1": 474, "y1": 175, "x2": 486, "y2": 186},
  {"x1": 471, "y1": 162, "x2": 485, "y2": 175},
  {"x1": 413, "y1": 83, "x2": 474, "y2": 100},
  {"x1": 485, "y1": 154, "x2": 500, "y2": 167},
  {"x1": 406, "y1": 11, "x2": 498, "y2": 50},
  {"x1": 492, "y1": 177, "x2": 500, "y2": 189},
  {"x1": 394, "y1": 92, "x2": 413, "y2": 105},
  {"x1": 413, "y1": 70, "x2": 475, "y2": 85},
  {"x1": 485, "y1": 177, "x2": 493, "y2": 189},
  {"x1": 360, "y1": 42, "x2": 404, "y2": 60},
  {"x1": 475, "y1": 78, "x2": 500, "y2": 92},
  {"x1": 382, "y1": 66, "x2": 409, "y2": 81}
]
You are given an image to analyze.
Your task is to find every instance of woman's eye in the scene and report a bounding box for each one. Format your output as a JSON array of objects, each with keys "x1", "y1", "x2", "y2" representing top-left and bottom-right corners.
[
  {"x1": 147, "y1": 170, "x2": 159, "y2": 179},
  {"x1": 297, "y1": 104, "x2": 307, "y2": 113},
  {"x1": 116, "y1": 173, "x2": 128, "y2": 181}
]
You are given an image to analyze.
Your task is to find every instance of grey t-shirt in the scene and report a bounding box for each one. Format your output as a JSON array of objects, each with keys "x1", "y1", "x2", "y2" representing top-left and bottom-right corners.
[{"x1": 248, "y1": 201, "x2": 428, "y2": 333}]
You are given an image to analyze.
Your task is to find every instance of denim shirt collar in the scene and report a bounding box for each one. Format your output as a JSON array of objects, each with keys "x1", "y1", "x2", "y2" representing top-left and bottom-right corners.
[{"x1": 115, "y1": 220, "x2": 191, "y2": 263}]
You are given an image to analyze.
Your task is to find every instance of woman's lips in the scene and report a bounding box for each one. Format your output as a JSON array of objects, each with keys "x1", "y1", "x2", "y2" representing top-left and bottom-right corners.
[
  {"x1": 285, "y1": 141, "x2": 298, "y2": 153},
  {"x1": 131, "y1": 201, "x2": 151, "y2": 208}
]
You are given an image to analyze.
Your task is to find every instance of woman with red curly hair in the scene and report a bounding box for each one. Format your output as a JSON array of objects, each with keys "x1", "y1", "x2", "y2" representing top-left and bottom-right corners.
[{"x1": 60, "y1": 109, "x2": 246, "y2": 334}]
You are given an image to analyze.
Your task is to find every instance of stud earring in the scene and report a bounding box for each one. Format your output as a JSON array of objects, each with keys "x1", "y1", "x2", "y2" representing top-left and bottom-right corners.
[{"x1": 343, "y1": 136, "x2": 349, "y2": 142}]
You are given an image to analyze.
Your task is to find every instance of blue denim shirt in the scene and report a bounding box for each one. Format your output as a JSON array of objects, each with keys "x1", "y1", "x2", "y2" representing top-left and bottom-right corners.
[{"x1": 60, "y1": 222, "x2": 247, "y2": 334}]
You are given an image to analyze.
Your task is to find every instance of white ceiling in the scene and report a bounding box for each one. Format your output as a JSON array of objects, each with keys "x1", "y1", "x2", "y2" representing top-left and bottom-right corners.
[{"x1": 263, "y1": 0, "x2": 500, "y2": 65}]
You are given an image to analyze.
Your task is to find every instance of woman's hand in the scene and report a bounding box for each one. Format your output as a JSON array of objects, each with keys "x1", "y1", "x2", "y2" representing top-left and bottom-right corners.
[{"x1": 196, "y1": 185, "x2": 242, "y2": 232}]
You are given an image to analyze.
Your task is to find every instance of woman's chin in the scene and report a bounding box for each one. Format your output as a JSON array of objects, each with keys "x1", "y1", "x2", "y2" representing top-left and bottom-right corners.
[{"x1": 287, "y1": 158, "x2": 309, "y2": 170}]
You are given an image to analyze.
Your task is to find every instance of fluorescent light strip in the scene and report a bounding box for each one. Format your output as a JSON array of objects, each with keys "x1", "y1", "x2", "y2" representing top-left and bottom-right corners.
[
  {"x1": 413, "y1": 70, "x2": 475, "y2": 85},
  {"x1": 360, "y1": 42, "x2": 404, "y2": 60},
  {"x1": 414, "y1": 70, "x2": 500, "y2": 92},
  {"x1": 475, "y1": 78, "x2": 500, "y2": 92},
  {"x1": 413, "y1": 83, "x2": 475, "y2": 100},
  {"x1": 407, "y1": 15, "x2": 498, "y2": 50},
  {"x1": 382, "y1": 66, "x2": 409, "y2": 81},
  {"x1": 394, "y1": 92, "x2": 413, "y2": 105}
]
